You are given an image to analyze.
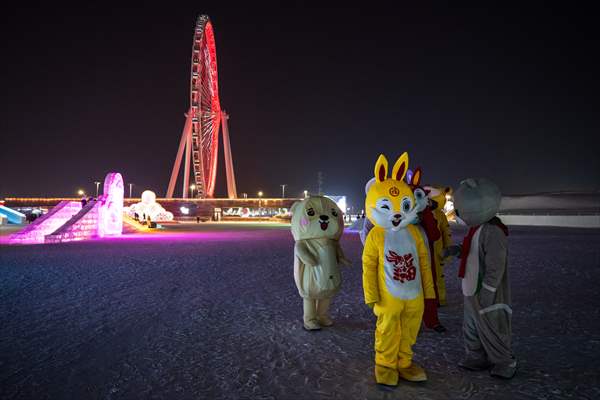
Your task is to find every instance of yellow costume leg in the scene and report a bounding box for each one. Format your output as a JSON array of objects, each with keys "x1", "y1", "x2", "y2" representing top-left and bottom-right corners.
[
  {"x1": 373, "y1": 303, "x2": 403, "y2": 386},
  {"x1": 437, "y1": 265, "x2": 447, "y2": 306},
  {"x1": 397, "y1": 297, "x2": 427, "y2": 381}
]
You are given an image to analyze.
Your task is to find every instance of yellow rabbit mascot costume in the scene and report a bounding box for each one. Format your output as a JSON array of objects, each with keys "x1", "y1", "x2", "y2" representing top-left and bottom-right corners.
[{"x1": 362, "y1": 153, "x2": 436, "y2": 385}]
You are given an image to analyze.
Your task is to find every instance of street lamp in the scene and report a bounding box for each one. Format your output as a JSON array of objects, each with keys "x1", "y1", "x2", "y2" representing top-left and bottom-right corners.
[
  {"x1": 190, "y1": 184, "x2": 196, "y2": 198},
  {"x1": 303, "y1": 190, "x2": 308, "y2": 198},
  {"x1": 280, "y1": 184, "x2": 287, "y2": 199},
  {"x1": 128, "y1": 183, "x2": 134, "y2": 198},
  {"x1": 77, "y1": 189, "x2": 85, "y2": 197},
  {"x1": 258, "y1": 191, "x2": 263, "y2": 220},
  {"x1": 94, "y1": 181, "x2": 101, "y2": 198}
]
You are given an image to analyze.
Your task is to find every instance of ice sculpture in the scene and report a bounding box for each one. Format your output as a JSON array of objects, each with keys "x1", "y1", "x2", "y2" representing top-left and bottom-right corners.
[
  {"x1": 127, "y1": 190, "x2": 174, "y2": 222},
  {"x1": 98, "y1": 172, "x2": 124, "y2": 237}
]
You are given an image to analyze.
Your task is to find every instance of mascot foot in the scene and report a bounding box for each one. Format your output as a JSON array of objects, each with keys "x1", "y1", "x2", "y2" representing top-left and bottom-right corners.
[
  {"x1": 458, "y1": 356, "x2": 491, "y2": 371},
  {"x1": 490, "y1": 360, "x2": 517, "y2": 379},
  {"x1": 433, "y1": 324, "x2": 447, "y2": 333},
  {"x1": 303, "y1": 319, "x2": 321, "y2": 331},
  {"x1": 317, "y1": 315, "x2": 333, "y2": 327},
  {"x1": 398, "y1": 362, "x2": 427, "y2": 382},
  {"x1": 375, "y1": 365, "x2": 398, "y2": 386}
]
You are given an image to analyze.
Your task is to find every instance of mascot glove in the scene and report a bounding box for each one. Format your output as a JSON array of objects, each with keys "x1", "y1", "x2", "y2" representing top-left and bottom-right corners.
[
  {"x1": 340, "y1": 257, "x2": 352, "y2": 267},
  {"x1": 367, "y1": 302, "x2": 376, "y2": 309},
  {"x1": 443, "y1": 244, "x2": 462, "y2": 259},
  {"x1": 478, "y1": 288, "x2": 496, "y2": 309}
]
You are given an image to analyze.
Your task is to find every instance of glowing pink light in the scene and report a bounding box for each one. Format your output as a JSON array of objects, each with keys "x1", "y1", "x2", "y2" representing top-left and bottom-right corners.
[{"x1": 98, "y1": 172, "x2": 124, "y2": 238}]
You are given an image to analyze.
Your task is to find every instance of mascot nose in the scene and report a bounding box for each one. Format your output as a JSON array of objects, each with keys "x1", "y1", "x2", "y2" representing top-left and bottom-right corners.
[
  {"x1": 320, "y1": 215, "x2": 329, "y2": 221},
  {"x1": 394, "y1": 214, "x2": 401, "y2": 219}
]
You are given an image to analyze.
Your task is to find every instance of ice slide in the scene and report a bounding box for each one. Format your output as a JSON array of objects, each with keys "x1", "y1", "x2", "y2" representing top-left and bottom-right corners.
[
  {"x1": 0, "y1": 205, "x2": 26, "y2": 224},
  {"x1": 9, "y1": 201, "x2": 83, "y2": 244},
  {"x1": 9, "y1": 172, "x2": 125, "y2": 244}
]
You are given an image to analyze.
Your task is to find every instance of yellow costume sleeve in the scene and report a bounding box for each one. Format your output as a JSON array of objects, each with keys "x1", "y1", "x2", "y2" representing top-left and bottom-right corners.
[
  {"x1": 362, "y1": 228, "x2": 381, "y2": 304},
  {"x1": 409, "y1": 225, "x2": 436, "y2": 299},
  {"x1": 440, "y1": 212, "x2": 451, "y2": 249},
  {"x1": 433, "y1": 210, "x2": 451, "y2": 263}
]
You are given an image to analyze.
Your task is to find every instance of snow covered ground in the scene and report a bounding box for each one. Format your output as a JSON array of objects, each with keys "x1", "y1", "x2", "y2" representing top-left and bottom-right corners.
[{"x1": 1, "y1": 224, "x2": 599, "y2": 399}]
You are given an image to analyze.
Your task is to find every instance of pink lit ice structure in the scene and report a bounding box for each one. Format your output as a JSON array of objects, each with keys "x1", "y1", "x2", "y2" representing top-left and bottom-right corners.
[
  {"x1": 97, "y1": 173, "x2": 124, "y2": 237},
  {"x1": 9, "y1": 201, "x2": 83, "y2": 244},
  {"x1": 9, "y1": 172, "x2": 124, "y2": 244}
]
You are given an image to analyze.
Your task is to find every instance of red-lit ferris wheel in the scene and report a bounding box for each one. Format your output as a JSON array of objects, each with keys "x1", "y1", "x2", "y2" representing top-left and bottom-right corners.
[{"x1": 167, "y1": 15, "x2": 237, "y2": 199}]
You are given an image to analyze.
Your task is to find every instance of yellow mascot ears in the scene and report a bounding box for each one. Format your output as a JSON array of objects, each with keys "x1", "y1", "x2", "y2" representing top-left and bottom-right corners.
[
  {"x1": 374, "y1": 154, "x2": 388, "y2": 183},
  {"x1": 411, "y1": 167, "x2": 422, "y2": 186},
  {"x1": 391, "y1": 152, "x2": 409, "y2": 182}
]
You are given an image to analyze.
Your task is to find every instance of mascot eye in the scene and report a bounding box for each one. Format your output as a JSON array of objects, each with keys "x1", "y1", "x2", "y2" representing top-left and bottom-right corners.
[
  {"x1": 331, "y1": 209, "x2": 338, "y2": 217},
  {"x1": 381, "y1": 204, "x2": 390, "y2": 210},
  {"x1": 414, "y1": 189, "x2": 425, "y2": 199},
  {"x1": 307, "y1": 208, "x2": 315, "y2": 216},
  {"x1": 402, "y1": 198, "x2": 412, "y2": 212}
]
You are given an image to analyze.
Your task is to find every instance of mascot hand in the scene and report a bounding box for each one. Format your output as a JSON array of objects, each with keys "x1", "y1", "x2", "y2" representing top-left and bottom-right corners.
[
  {"x1": 367, "y1": 302, "x2": 375, "y2": 309},
  {"x1": 340, "y1": 257, "x2": 352, "y2": 267},
  {"x1": 443, "y1": 245, "x2": 462, "y2": 259},
  {"x1": 478, "y1": 288, "x2": 495, "y2": 309},
  {"x1": 301, "y1": 255, "x2": 318, "y2": 267}
]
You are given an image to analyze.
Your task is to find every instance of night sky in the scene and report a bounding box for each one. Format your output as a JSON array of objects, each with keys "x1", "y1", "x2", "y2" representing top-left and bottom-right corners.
[{"x1": 1, "y1": 3, "x2": 598, "y2": 208}]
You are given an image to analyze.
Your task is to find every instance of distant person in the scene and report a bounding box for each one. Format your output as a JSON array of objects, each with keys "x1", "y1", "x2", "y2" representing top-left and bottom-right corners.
[
  {"x1": 134, "y1": 212, "x2": 139, "y2": 221},
  {"x1": 81, "y1": 197, "x2": 87, "y2": 207},
  {"x1": 196, "y1": 216, "x2": 200, "y2": 223}
]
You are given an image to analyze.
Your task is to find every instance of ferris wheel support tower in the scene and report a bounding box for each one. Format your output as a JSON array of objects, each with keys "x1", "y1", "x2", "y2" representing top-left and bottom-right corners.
[{"x1": 166, "y1": 15, "x2": 237, "y2": 199}]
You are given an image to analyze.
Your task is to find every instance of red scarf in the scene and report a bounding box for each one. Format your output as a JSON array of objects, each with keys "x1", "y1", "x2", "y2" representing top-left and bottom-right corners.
[
  {"x1": 458, "y1": 226, "x2": 480, "y2": 278},
  {"x1": 420, "y1": 207, "x2": 441, "y2": 242}
]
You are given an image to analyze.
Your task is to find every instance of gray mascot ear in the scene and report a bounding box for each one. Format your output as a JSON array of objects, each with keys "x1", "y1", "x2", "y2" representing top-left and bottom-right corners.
[
  {"x1": 462, "y1": 178, "x2": 478, "y2": 188},
  {"x1": 365, "y1": 177, "x2": 376, "y2": 195}
]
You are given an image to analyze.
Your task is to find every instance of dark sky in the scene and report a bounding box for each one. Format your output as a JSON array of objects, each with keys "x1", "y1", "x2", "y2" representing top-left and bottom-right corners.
[{"x1": 1, "y1": 3, "x2": 598, "y2": 208}]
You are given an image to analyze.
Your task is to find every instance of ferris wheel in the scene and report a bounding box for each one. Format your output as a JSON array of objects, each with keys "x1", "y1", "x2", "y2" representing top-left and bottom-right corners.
[{"x1": 167, "y1": 15, "x2": 237, "y2": 199}]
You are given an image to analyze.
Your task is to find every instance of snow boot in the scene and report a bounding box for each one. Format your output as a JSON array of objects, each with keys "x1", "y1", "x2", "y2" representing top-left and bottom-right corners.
[
  {"x1": 303, "y1": 319, "x2": 321, "y2": 331},
  {"x1": 458, "y1": 356, "x2": 491, "y2": 371},
  {"x1": 490, "y1": 359, "x2": 517, "y2": 379},
  {"x1": 398, "y1": 362, "x2": 427, "y2": 382}
]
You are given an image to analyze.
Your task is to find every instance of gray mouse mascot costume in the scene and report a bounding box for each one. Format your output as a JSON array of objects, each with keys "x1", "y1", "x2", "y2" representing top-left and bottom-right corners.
[{"x1": 447, "y1": 178, "x2": 517, "y2": 379}]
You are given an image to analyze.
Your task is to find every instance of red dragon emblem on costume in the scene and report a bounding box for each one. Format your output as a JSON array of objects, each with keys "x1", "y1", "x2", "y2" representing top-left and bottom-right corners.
[{"x1": 385, "y1": 251, "x2": 417, "y2": 283}]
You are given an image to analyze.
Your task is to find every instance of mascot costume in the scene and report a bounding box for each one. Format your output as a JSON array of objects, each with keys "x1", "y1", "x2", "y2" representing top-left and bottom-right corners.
[
  {"x1": 362, "y1": 153, "x2": 435, "y2": 385},
  {"x1": 361, "y1": 167, "x2": 446, "y2": 333},
  {"x1": 407, "y1": 171, "x2": 447, "y2": 333},
  {"x1": 424, "y1": 186, "x2": 453, "y2": 306},
  {"x1": 448, "y1": 178, "x2": 517, "y2": 379},
  {"x1": 291, "y1": 195, "x2": 350, "y2": 331}
]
